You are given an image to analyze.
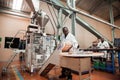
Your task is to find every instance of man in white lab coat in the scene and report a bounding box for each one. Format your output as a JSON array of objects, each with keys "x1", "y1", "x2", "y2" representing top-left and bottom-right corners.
[
  {"x1": 59, "y1": 27, "x2": 78, "y2": 80},
  {"x1": 97, "y1": 38, "x2": 110, "y2": 61}
]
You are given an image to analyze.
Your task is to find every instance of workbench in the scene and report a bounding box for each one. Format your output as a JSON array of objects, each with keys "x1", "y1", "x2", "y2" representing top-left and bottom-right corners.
[
  {"x1": 59, "y1": 52, "x2": 104, "y2": 80},
  {"x1": 81, "y1": 48, "x2": 120, "y2": 73}
]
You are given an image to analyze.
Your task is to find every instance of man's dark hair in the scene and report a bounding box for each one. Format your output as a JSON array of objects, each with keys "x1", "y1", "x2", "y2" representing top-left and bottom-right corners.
[
  {"x1": 62, "y1": 27, "x2": 68, "y2": 30},
  {"x1": 62, "y1": 27, "x2": 69, "y2": 37}
]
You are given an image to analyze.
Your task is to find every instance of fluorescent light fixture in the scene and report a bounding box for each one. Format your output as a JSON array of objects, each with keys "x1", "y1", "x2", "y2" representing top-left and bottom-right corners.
[{"x1": 12, "y1": 0, "x2": 23, "y2": 10}]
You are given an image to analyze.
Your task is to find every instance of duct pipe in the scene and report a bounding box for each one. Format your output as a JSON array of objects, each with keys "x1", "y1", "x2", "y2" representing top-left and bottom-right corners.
[{"x1": 66, "y1": 0, "x2": 120, "y2": 30}]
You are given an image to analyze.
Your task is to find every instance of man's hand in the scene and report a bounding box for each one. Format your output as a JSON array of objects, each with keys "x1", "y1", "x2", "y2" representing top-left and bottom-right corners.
[{"x1": 62, "y1": 42, "x2": 72, "y2": 52}]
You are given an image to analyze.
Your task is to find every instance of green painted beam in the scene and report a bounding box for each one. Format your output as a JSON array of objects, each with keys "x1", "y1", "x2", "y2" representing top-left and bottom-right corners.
[
  {"x1": 109, "y1": 0, "x2": 115, "y2": 45},
  {"x1": 41, "y1": 0, "x2": 113, "y2": 46},
  {"x1": 71, "y1": 0, "x2": 76, "y2": 35}
]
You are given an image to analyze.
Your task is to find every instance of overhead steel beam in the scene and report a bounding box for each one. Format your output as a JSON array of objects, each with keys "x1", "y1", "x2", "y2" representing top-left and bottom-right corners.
[
  {"x1": 45, "y1": 0, "x2": 113, "y2": 46},
  {"x1": 0, "y1": 7, "x2": 31, "y2": 14},
  {"x1": 76, "y1": 0, "x2": 82, "y2": 6},
  {"x1": 69, "y1": 0, "x2": 76, "y2": 35},
  {"x1": 42, "y1": 0, "x2": 120, "y2": 30},
  {"x1": 56, "y1": 8, "x2": 63, "y2": 40},
  {"x1": 106, "y1": 0, "x2": 120, "y2": 22},
  {"x1": 113, "y1": 5, "x2": 120, "y2": 13},
  {"x1": 114, "y1": 15, "x2": 120, "y2": 21},
  {"x1": 0, "y1": 9, "x2": 30, "y2": 18},
  {"x1": 58, "y1": 8, "x2": 63, "y2": 28},
  {"x1": 41, "y1": 0, "x2": 120, "y2": 30},
  {"x1": 108, "y1": 5, "x2": 120, "y2": 21},
  {"x1": 25, "y1": 0, "x2": 35, "y2": 12},
  {"x1": 65, "y1": 0, "x2": 120, "y2": 30},
  {"x1": 89, "y1": 0, "x2": 105, "y2": 15},
  {"x1": 104, "y1": 0, "x2": 118, "y2": 3},
  {"x1": 112, "y1": 5, "x2": 120, "y2": 21},
  {"x1": 109, "y1": 0, "x2": 115, "y2": 45}
]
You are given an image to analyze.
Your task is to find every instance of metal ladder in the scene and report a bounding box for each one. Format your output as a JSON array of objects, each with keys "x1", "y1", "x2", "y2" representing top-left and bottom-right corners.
[{"x1": 0, "y1": 30, "x2": 26, "y2": 76}]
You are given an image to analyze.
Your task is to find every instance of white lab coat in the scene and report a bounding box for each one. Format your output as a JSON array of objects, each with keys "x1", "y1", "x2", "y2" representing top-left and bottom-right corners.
[
  {"x1": 61, "y1": 33, "x2": 78, "y2": 49},
  {"x1": 97, "y1": 41, "x2": 110, "y2": 58},
  {"x1": 98, "y1": 41, "x2": 109, "y2": 49}
]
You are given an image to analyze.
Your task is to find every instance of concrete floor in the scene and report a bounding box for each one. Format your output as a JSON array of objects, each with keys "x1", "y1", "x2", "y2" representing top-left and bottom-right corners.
[{"x1": 0, "y1": 61, "x2": 120, "y2": 80}]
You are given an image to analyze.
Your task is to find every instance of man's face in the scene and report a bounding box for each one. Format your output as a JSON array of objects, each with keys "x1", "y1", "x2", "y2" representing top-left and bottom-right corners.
[
  {"x1": 63, "y1": 28, "x2": 69, "y2": 36},
  {"x1": 101, "y1": 38, "x2": 104, "y2": 43}
]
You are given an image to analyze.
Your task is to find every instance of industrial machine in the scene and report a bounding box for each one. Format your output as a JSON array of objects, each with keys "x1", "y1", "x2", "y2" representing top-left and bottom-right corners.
[
  {"x1": 25, "y1": 30, "x2": 56, "y2": 72},
  {"x1": 0, "y1": 10, "x2": 56, "y2": 76},
  {"x1": 25, "y1": 11, "x2": 56, "y2": 73}
]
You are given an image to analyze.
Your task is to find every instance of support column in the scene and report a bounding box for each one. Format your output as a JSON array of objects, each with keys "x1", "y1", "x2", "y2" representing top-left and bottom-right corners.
[
  {"x1": 58, "y1": 8, "x2": 63, "y2": 29},
  {"x1": 71, "y1": 0, "x2": 76, "y2": 35},
  {"x1": 109, "y1": 0, "x2": 115, "y2": 45},
  {"x1": 118, "y1": 51, "x2": 120, "y2": 72},
  {"x1": 57, "y1": 8, "x2": 63, "y2": 40}
]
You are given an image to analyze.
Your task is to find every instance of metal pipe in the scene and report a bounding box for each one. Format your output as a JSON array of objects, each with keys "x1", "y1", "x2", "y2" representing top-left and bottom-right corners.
[
  {"x1": 51, "y1": 5, "x2": 59, "y2": 26},
  {"x1": 50, "y1": 0, "x2": 59, "y2": 23},
  {"x1": 47, "y1": 3, "x2": 57, "y2": 28},
  {"x1": 109, "y1": 0, "x2": 115, "y2": 44},
  {"x1": 70, "y1": 0, "x2": 76, "y2": 35},
  {"x1": 40, "y1": 0, "x2": 120, "y2": 30},
  {"x1": 66, "y1": 0, "x2": 120, "y2": 30},
  {"x1": 67, "y1": 0, "x2": 77, "y2": 12},
  {"x1": 46, "y1": 15, "x2": 56, "y2": 36},
  {"x1": 41, "y1": 0, "x2": 113, "y2": 46},
  {"x1": 58, "y1": 8, "x2": 63, "y2": 28},
  {"x1": 56, "y1": 8, "x2": 63, "y2": 40},
  {"x1": 25, "y1": 0, "x2": 35, "y2": 12},
  {"x1": 63, "y1": 14, "x2": 71, "y2": 25}
]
